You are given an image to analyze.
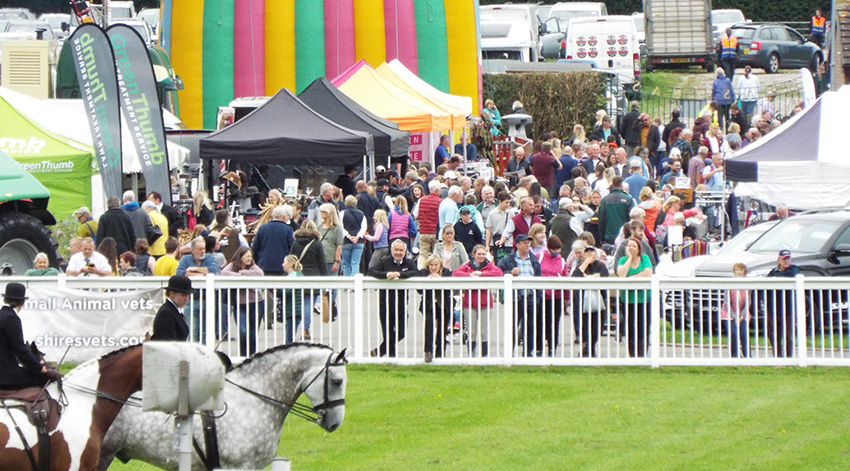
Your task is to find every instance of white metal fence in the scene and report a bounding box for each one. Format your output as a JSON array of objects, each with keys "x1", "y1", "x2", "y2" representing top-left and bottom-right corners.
[{"x1": 12, "y1": 274, "x2": 850, "y2": 366}]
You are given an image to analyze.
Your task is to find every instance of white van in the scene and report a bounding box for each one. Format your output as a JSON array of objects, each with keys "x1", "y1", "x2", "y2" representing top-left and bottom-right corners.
[
  {"x1": 563, "y1": 15, "x2": 641, "y2": 88},
  {"x1": 480, "y1": 4, "x2": 542, "y2": 62}
]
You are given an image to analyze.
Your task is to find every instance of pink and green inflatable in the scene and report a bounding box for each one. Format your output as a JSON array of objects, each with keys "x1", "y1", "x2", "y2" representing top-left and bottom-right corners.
[{"x1": 160, "y1": 0, "x2": 481, "y2": 129}]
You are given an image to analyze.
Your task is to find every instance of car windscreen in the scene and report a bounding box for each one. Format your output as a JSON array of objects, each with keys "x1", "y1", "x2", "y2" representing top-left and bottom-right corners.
[
  {"x1": 6, "y1": 21, "x2": 55, "y2": 39},
  {"x1": 712, "y1": 11, "x2": 745, "y2": 24},
  {"x1": 747, "y1": 219, "x2": 842, "y2": 254},
  {"x1": 730, "y1": 28, "x2": 754, "y2": 39},
  {"x1": 550, "y1": 10, "x2": 600, "y2": 22},
  {"x1": 716, "y1": 223, "x2": 775, "y2": 255}
]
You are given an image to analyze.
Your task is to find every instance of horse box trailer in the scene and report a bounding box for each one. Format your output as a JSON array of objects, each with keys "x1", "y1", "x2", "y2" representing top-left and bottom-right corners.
[
  {"x1": 562, "y1": 16, "x2": 641, "y2": 91},
  {"x1": 643, "y1": 0, "x2": 715, "y2": 71}
]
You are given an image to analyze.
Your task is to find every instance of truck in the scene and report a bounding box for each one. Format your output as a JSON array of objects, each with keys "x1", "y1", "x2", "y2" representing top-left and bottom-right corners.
[
  {"x1": 0, "y1": 151, "x2": 62, "y2": 275},
  {"x1": 643, "y1": 0, "x2": 715, "y2": 72}
]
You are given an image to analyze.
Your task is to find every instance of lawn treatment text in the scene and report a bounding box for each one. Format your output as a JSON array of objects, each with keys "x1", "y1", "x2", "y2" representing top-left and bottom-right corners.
[{"x1": 35, "y1": 335, "x2": 145, "y2": 348}]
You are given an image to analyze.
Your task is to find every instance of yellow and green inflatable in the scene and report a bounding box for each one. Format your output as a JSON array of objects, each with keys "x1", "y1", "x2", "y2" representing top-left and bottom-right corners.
[{"x1": 160, "y1": 0, "x2": 481, "y2": 129}]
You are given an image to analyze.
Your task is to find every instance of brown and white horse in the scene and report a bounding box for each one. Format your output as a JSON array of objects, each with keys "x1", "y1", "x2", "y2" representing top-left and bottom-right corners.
[{"x1": 0, "y1": 344, "x2": 144, "y2": 471}]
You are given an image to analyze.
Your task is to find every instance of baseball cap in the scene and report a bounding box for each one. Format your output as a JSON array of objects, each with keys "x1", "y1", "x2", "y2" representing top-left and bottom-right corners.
[
  {"x1": 515, "y1": 234, "x2": 530, "y2": 243},
  {"x1": 444, "y1": 170, "x2": 458, "y2": 180},
  {"x1": 376, "y1": 178, "x2": 389, "y2": 187},
  {"x1": 778, "y1": 249, "x2": 792, "y2": 259},
  {"x1": 459, "y1": 207, "x2": 471, "y2": 215}
]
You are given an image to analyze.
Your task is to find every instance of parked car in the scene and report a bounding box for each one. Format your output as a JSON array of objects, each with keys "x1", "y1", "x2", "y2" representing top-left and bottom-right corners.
[
  {"x1": 726, "y1": 23, "x2": 823, "y2": 73},
  {"x1": 540, "y1": 2, "x2": 608, "y2": 59},
  {"x1": 38, "y1": 13, "x2": 71, "y2": 39},
  {"x1": 710, "y1": 9, "x2": 747, "y2": 41},
  {"x1": 0, "y1": 8, "x2": 35, "y2": 21},
  {"x1": 138, "y1": 8, "x2": 159, "y2": 35},
  {"x1": 661, "y1": 221, "x2": 776, "y2": 329},
  {"x1": 113, "y1": 18, "x2": 155, "y2": 45},
  {"x1": 692, "y1": 209, "x2": 850, "y2": 332}
]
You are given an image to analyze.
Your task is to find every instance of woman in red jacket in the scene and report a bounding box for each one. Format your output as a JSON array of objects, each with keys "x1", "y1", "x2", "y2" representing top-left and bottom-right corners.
[{"x1": 453, "y1": 244, "x2": 503, "y2": 358}]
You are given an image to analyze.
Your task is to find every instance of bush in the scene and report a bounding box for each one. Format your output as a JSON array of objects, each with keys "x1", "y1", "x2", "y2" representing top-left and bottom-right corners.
[{"x1": 482, "y1": 72, "x2": 605, "y2": 140}]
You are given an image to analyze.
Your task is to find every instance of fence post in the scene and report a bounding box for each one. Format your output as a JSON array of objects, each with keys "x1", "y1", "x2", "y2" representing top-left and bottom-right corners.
[
  {"x1": 204, "y1": 274, "x2": 216, "y2": 347},
  {"x1": 353, "y1": 274, "x2": 365, "y2": 361},
  {"x1": 503, "y1": 275, "x2": 513, "y2": 363},
  {"x1": 650, "y1": 275, "x2": 661, "y2": 368},
  {"x1": 795, "y1": 275, "x2": 807, "y2": 368},
  {"x1": 57, "y1": 273, "x2": 66, "y2": 290}
]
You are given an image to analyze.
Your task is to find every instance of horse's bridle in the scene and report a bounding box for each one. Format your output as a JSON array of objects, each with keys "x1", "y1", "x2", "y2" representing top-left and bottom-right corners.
[{"x1": 225, "y1": 351, "x2": 346, "y2": 424}]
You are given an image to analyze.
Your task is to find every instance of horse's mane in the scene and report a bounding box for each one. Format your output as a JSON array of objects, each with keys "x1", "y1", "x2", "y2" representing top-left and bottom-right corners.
[
  {"x1": 98, "y1": 343, "x2": 143, "y2": 362},
  {"x1": 232, "y1": 342, "x2": 332, "y2": 370}
]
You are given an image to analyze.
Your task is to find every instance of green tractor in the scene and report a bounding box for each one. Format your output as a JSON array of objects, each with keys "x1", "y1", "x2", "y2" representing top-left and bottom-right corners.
[{"x1": 0, "y1": 151, "x2": 62, "y2": 275}]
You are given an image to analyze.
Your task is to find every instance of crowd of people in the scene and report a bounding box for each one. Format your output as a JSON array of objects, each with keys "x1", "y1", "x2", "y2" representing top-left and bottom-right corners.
[{"x1": 44, "y1": 94, "x2": 804, "y2": 361}]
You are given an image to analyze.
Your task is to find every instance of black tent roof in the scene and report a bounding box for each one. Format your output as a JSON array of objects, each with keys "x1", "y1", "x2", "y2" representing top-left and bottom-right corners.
[
  {"x1": 298, "y1": 77, "x2": 410, "y2": 157},
  {"x1": 199, "y1": 88, "x2": 373, "y2": 165}
]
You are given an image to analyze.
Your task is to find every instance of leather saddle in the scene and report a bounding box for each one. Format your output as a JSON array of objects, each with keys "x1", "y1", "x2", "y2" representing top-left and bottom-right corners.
[{"x1": 0, "y1": 386, "x2": 62, "y2": 471}]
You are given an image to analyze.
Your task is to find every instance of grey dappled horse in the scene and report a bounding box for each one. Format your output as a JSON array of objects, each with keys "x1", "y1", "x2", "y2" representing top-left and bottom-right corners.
[{"x1": 97, "y1": 343, "x2": 347, "y2": 471}]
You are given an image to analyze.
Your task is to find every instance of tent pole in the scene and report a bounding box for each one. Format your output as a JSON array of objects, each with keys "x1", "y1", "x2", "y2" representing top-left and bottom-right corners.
[
  {"x1": 131, "y1": 173, "x2": 138, "y2": 197},
  {"x1": 363, "y1": 155, "x2": 368, "y2": 181}
]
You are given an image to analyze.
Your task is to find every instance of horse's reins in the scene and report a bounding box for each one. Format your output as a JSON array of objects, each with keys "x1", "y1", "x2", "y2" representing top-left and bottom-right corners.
[
  {"x1": 61, "y1": 382, "x2": 143, "y2": 408},
  {"x1": 225, "y1": 351, "x2": 346, "y2": 423}
]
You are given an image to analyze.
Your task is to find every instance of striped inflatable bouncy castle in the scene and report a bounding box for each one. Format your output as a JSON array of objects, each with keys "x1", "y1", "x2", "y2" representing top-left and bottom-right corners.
[{"x1": 160, "y1": 0, "x2": 481, "y2": 129}]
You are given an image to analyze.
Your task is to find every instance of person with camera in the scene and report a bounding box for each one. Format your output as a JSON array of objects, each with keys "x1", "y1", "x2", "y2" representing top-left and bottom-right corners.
[{"x1": 65, "y1": 237, "x2": 113, "y2": 277}]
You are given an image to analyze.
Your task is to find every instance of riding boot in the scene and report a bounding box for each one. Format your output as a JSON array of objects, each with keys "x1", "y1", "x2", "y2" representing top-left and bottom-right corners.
[{"x1": 481, "y1": 341, "x2": 489, "y2": 358}]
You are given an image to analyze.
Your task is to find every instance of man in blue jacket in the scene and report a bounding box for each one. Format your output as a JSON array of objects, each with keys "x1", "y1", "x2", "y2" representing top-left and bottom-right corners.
[
  {"x1": 497, "y1": 234, "x2": 544, "y2": 357},
  {"x1": 252, "y1": 206, "x2": 294, "y2": 276},
  {"x1": 712, "y1": 68, "x2": 736, "y2": 132}
]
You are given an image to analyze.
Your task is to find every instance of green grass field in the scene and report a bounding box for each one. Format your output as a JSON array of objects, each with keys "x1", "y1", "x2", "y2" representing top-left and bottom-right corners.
[{"x1": 105, "y1": 365, "x2": 850, "y2": 471}]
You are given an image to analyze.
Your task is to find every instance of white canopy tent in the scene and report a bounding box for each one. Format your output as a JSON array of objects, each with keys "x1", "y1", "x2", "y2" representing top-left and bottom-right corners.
[
  {"x1": 0, "y1": 87, "x2": 190, "y2": 173},
  {"x1": 726, "y1": 85, "x2": 850, "y2": 210}
]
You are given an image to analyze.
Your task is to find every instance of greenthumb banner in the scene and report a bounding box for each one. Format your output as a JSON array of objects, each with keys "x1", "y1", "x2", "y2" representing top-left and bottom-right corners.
[
  {"x1": 14, "y1": 153, "x2": 93, "y2": 218},
  {"x1": 68, "y1": 23, "x2": 123, "y2": 199},
  {"x1": 107, "y1": 24, "x2": 172, "y2": 206},
  {"x1": 21, "y1": 286, "x2": 162, "y2": 363}
]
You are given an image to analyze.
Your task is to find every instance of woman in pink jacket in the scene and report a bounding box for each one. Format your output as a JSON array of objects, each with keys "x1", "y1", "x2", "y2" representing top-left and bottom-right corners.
[
  {"x1": 537, "y1": 236, "x2": 570, "y2": 357},
  {"x1": 453, "y1": 244, "x2": 503, "y2": 358}
]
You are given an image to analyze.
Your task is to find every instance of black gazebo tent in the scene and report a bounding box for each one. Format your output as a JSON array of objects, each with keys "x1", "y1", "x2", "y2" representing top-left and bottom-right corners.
[
  {"x1": 199, "y1": 88, "x2": 373, "y2": 166},
  {"x1": 298, "y1": 77, "x2": 409, "y2": 157}
]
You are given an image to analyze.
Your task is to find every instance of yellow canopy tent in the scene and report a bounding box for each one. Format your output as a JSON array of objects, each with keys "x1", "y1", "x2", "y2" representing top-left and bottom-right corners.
[{"x1": 376, "y1": 62, "x2": 467, "y2": 130}]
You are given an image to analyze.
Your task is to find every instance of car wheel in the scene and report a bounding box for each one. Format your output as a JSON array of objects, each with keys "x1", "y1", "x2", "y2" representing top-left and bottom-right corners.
[
  {"x1": 809, "y1": 54, "x2": 821, "y2": 73},
  {"x1": 765, "y1": 53, "x2": 780, "y2": 74}
]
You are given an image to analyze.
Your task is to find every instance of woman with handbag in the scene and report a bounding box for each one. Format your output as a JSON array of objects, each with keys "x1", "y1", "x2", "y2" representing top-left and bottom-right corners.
[
  {"x1": 318, "y1": 203, "x2": 344, "y2": 322},
  {"x1": 616, "y1": 237, "x2": 653, "y2": 357},
  {"x1": 418, "y1": 255, "x2": 454, "y2": 362},
  {"x1": 281, "y1": 254, "x2": 304, "y2": 344},
  {"x1": 571, "y1": 244, "x2": 609, "y2": 358},
  {"x1": 288, "y1": 220, "x2": 327, "y2": 340}
]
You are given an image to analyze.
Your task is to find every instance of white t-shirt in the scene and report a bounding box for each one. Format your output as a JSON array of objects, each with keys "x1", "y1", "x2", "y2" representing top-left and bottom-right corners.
[{"x1": 66, "y1": 251, "x2": 111, "y2": 277}]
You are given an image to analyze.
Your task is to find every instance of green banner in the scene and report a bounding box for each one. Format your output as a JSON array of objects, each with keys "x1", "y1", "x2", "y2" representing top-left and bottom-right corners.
[{"x1": 0, "y1": 96, "x2": 94, "y2": 219}]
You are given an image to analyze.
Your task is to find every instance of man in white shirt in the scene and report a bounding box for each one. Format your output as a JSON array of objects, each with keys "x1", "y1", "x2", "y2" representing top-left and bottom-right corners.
[{"x1": 65, "y1": 237, "x2": 113, "y2": 277}]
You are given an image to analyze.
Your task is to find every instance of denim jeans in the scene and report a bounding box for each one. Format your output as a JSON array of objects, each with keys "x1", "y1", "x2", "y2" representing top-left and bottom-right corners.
[
  {"x1": 725, "y1": 319, "x2": 750, "y2": 358},
  {"x1": 341, "y1": 243, "x2": 364, "y2": 277},
  {"x1": 234, "y1": 300, "x2": 264, "y2": 356}
]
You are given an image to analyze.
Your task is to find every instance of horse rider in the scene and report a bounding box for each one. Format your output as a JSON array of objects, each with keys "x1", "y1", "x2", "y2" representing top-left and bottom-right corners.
[
  {"x1": 0, "y1": 283, "x2": 61, "y2": 389},
  {"x1": 150, "y1": 275, "x2": 193, "y2": 341}
]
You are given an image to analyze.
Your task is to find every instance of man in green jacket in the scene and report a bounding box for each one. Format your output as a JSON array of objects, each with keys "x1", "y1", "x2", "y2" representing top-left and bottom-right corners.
[{"x1": 597, "y1": 177, "x2": 635, "y2": 245}]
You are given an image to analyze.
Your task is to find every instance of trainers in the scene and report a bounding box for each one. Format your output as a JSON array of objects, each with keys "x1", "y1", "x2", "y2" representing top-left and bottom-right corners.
[{"x1": 303, "y1": 329, "x2": 311, "y2": 340}]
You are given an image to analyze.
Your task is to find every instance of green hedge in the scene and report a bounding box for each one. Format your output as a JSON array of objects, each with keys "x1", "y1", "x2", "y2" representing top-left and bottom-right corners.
[
  {"x1": 480, "y1": 0, "x2": 832, "y2": 22},
  {"x1": 483, "y1": 72, "x2": 605, "y2": 140}
]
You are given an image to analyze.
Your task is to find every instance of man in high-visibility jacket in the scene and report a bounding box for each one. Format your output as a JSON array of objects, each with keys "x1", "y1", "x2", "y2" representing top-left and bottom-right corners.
[
  {"x1": 811, "y1": 9, "x2": 826, "y2": 48},
  {"x1": 717, "y1": 28, "x2": 739, "y2": 80}
]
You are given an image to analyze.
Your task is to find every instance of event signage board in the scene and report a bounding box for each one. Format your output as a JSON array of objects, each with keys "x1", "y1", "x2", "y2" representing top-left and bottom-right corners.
[
  {"x1": 67, "y1": 24, "x2": 123, "y2": 199},
  {"x1": 107, "y1": 25, "x2": 172, "y2": 206},
  {"x1": 21, "y1": 287, "x2": 162, "y2": 363}
]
